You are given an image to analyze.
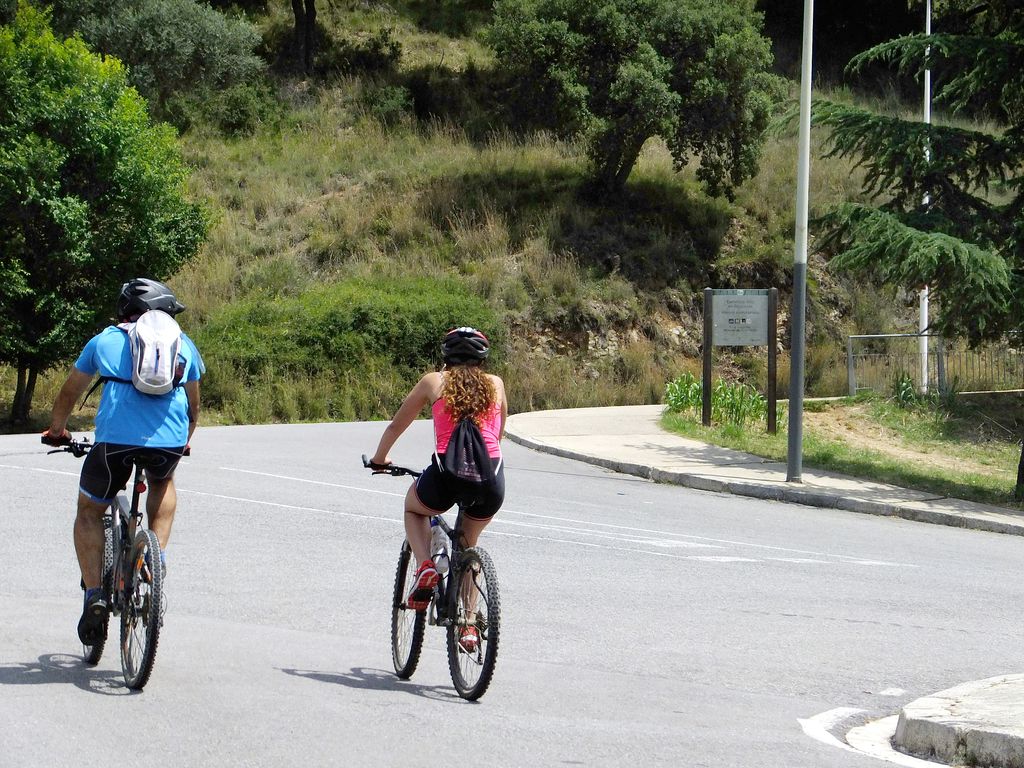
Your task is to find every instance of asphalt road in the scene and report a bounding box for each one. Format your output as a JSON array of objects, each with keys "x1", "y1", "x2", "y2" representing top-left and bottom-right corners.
[{"x1": 1, "y1": 421, "x2": 1022, "y2": 767}]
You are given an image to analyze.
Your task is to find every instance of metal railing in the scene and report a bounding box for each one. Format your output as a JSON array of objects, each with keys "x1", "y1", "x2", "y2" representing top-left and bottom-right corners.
[{"x1": 846, "y1": 334, "x2": 1024, "y2": 395}]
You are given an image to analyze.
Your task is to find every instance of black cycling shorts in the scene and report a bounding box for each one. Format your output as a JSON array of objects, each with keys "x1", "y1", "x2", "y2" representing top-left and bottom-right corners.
[
  {"x1": 79, "y1": 442, "x2": 186, "y2": 503},
  {"x1": 414, "y1": 454, "x2": 505, "y2": 521}
]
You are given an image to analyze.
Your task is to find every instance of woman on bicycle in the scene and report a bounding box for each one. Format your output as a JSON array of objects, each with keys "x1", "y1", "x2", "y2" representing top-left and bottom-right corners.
[{"x1": 369, "y1": 327, "x2": 507, "y2": 637}]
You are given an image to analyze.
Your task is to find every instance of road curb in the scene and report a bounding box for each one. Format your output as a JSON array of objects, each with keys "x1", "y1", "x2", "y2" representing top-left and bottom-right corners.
[
  {"x1": 894, "y1": 675, "x2": 1024, "y2": 767},
  {"x1": 505, "y1": 430, "x2": 1024, "y2": 538}
]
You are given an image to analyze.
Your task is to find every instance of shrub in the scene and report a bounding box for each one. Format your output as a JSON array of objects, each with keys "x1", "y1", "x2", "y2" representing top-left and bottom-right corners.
[
  {"x1": 362, "y1": 85, "x2": 413, "y2": 127},
  {"x1": 49, "y1": 0, "x2": 265, "y2": 114},
  {"x1": 166, "y1": 83, "x2": 280, "y2": 136},
  {"x1": 193, "y1": 276, "x2": 503, "y2": 420}
]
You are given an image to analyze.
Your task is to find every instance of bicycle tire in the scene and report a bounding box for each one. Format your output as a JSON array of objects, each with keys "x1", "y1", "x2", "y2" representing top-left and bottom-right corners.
[
  {"x1": 391, "y1": 541, "x2": 426, "y2": 679},
  {"x1": 82, "y1": 517, "x2": 114, "y2": 665},
  {"x1": 120, "y1": 529, "x2": 162, "y2": 690},
  {"x1": 446, "y1": 546, "x2": 500, "y2": 700}
]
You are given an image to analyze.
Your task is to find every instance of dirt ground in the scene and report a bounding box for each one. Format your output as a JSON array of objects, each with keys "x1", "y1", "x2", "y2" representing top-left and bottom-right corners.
[{"x1": 803, "y1": 398, "x2": 1021, "y2": 480}]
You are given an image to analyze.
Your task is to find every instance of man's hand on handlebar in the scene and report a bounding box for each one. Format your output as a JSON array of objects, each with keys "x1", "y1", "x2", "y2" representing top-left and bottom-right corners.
[{"x1": 40, "y1": 429, "x2": 72, "y2": 447}]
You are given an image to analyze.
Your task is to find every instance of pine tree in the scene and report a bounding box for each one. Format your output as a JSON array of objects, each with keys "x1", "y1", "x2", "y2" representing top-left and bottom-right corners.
[{"x1": 811, "y1": 0, "x2": 1024, "y2": 498}]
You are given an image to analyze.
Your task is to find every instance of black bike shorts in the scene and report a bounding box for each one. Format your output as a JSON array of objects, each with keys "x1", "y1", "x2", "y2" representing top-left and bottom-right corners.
[
  {"x1": 79, "y1": 442, "x2": 186, "y2": 503},
  {"x1": 414, "y1": 454, "x2": 505, "y2": 521}
]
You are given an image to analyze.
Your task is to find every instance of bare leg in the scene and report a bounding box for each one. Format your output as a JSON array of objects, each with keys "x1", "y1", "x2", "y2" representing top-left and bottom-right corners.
[
  {"x1": 455, "y1": 515, "x2": 492, "y2": 628},
  {"x1": 74, "y1": 493, "x2": 109, "y2": 590},
  {"x1": 403, "y1": 482, "x2": 435, "y2": 564},
  {"x1": 146, "y1": 475, "x2": 176, "y2": 549},
  {"x1": 459, "y1": 515, "x2": 490, "y2": 549}
]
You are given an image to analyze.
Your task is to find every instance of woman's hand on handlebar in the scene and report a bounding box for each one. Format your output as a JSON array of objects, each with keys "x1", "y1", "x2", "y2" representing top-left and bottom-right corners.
[{"x1": 362, "y1": 453, "x2": 391, "y2": 472}]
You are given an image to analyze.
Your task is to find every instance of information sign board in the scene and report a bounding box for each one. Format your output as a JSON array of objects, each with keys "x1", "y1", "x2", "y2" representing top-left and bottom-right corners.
[{"x1": 711, "y1": 289, "x2": 769, "y2": 346}]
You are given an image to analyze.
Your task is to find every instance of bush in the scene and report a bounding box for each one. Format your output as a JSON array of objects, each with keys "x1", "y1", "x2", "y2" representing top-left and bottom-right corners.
[
  {"x1": 362, "y1": 85, "x2": 412, "y2": 127},
  {"x1": 166, "y1": 83, "x2": 280, "y2": 136},
  {"x1": 49, "y1": 0, "x2": 265, "y2": 114},
  {"x1": 193, "y1": 276, "x2": 503, "y2": 420}
]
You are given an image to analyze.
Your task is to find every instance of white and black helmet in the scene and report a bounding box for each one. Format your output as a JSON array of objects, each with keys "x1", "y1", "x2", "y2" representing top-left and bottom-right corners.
[
  {"x1": 442, "y1": 327, "x2": 490, "y2": 365},
  {"x1": 116, "y1": 278, "x2": 185, "y2": 320}
]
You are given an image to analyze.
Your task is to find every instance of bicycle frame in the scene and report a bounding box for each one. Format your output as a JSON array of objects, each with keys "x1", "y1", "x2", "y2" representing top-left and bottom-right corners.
[
  {"x1": 426, "y1": 508, "x2": 464, "y2": 627},
  {"x1": 107, "y1": 463, "x2": 148, "y2": 615}
]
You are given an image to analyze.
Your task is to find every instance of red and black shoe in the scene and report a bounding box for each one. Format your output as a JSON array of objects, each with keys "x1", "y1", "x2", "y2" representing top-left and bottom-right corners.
[{"x1": 406, "y1": 560, "x2": 439, "y2": 611}]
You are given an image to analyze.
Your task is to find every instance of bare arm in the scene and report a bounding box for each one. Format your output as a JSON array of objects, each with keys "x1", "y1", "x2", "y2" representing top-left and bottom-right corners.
[
  {"x1": 184, "y1": 379, "x2": 200, "y2": 443},
  {"x1": 46, "y1": 368, "x2": 94, "y2": 438},
  {"x1": 493, "y1": 375, "x2": 508, "y2": 441},
  {"x1": 370, "y1": 373, "x2": 438, "y2": 465}
]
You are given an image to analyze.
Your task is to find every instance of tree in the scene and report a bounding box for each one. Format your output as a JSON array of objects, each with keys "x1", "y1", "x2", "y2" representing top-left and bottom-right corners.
[
  {"x1": 489, "y1": 0, "x2": 784, "y2": 195},
  {"x1": 810, "y1": 0, "x2": 1024, "y2": 496},
  {"x1": 0, "y1": 3, "x2": 207, "y2": 423}
]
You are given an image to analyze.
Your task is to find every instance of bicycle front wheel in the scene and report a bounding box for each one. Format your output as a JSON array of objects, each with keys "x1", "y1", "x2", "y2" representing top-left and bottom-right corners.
[
  {"x1": 391, "y1": 541, "x2": 426, "y2": 679},
  {"x1": 120, "y1": 529, "x2": 163, "y2": 690},
  {"x1": 446, "y1": 546, "x2": 500, "y2": 700},
  {"x1": 83, "y1": 516, "x2": 114, "y2": 665}
]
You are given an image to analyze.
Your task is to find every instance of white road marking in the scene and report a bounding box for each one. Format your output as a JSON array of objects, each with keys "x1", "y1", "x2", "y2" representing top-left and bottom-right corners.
[
  {"x1": 798, "y1": 708, "x2": 865, "y2": 755},
  {"x1": 846, "y1": 716, "x2": 948, "y2": 766},
  {"x1": 218, "y1": 466, "x2": 918, "y2": 567},
  {"x1": 2, "y1": 462, "x2": 920, "y2": 568},
  {"x1": 878, "y1": 688, "x2": 907, "y2": 697}
]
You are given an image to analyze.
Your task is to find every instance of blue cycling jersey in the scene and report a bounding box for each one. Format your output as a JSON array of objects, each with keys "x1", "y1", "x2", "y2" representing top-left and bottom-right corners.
[{"x1": 74, "y1": 325, "x2": 205, "y2": 447}]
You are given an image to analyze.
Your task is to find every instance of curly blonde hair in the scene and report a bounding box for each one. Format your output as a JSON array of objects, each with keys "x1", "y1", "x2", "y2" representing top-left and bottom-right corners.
[{"x1": 442, "y1": 365, "x2": 496, "y2": 423}]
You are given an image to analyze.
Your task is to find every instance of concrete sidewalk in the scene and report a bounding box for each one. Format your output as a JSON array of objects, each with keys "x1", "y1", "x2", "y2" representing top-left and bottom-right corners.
[
  {"x1": 505, "y1": 404, "x2": 1024, "y2": 767},
  {"x1": 505, "y1": 404, "x2": 1024, "y2": 537}
]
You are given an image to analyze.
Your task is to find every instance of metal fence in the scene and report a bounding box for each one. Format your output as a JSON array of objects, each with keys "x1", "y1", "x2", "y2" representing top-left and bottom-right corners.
[{"x1": 846, "y1": 333, "x2": 1024, "y2": 395}]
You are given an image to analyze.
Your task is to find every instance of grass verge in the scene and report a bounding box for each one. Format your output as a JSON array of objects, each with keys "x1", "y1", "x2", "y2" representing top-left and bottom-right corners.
[{"x1": 661, "y1": 394, "x2": 1023, "y2": 511}]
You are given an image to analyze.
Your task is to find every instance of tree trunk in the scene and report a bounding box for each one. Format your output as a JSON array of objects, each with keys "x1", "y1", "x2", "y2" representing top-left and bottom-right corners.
[
  {"x1": 10, "y1": 364, "x2": 37, "y2": 424},
  {"x1": 291, "y1": 0, "x2": 316, "y2": 73},
  {"x1": 303, "y1": 0, "x2": 316, "y2": 74}
]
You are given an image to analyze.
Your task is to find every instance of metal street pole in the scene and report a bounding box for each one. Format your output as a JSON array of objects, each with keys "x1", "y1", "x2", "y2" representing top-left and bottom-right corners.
[
  {"x1": 919, "y1": 0, "x2": 932, "y2": 393},
  {"x1": 787, "y1": 0, "x2": 814, "y2": 483}
]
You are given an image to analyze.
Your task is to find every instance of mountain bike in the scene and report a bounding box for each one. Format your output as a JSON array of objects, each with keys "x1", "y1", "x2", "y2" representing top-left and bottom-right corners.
[
  {"x1": 47, "y1": 438, "x2": 164, "y2": 690},
  {"x1": 362, "y1": 455, "x2": 501, "y2": 701}
]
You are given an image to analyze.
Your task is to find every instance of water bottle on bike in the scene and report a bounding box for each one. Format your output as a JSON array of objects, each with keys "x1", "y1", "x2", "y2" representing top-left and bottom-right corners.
[{"x1": 430, "y1": 517, "x2": 450, "y2": 575}]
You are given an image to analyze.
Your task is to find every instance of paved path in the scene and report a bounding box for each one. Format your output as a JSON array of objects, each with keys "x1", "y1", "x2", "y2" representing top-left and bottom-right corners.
[
  {"x1": 506, "y1": 404, "x2": 1024, "y2": 767},
  {"x1": 506, "y1": 404, "x2": 1024, "y2": 537}
]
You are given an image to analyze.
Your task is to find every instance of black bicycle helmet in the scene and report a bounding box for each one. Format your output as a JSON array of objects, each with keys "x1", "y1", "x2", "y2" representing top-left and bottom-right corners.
[
  {"x1": 116, "y1": 278, "x2": 185, "y2": 320},
  {"x1": 442, "y1": 327, "x2": 490, "y2": 365}
]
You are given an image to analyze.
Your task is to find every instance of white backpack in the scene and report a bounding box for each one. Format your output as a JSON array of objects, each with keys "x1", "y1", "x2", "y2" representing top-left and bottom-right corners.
[{"x1": 119, "y1": 310, "x2": 184, "y2": 395}]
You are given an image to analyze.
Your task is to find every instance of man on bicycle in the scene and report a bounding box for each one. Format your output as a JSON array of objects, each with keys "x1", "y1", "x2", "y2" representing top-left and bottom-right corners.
[{"x1": 41, "y1": 278, "x2": 203, "y2": 645}]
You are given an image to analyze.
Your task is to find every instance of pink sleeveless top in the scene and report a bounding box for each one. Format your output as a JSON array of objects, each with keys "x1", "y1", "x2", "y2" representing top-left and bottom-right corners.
[{"x1": 432, "y1": 398, "x2": 502, "y2": 458}]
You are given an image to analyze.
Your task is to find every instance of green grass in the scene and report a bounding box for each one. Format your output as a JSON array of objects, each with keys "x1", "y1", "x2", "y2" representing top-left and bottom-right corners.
[{"x1": 661, "y1": 395, "x2": 1023, "y2": 510}]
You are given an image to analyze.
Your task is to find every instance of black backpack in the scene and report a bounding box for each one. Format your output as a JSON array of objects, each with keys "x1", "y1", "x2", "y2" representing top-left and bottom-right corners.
[{"x1": 441, "y1": 417, "x2": 496, "y2": 500}]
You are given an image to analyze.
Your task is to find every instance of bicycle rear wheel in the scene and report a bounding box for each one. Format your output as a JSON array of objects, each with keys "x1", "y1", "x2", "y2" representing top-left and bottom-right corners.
[
  {"x1": 446, "y1": 546, "x2": 500, "y2": 700},
  {"x1": 120, "y1": 529, "x2": 162, "y2": 690},
  {"x1": 83, "y1": 513, "x2": 116, "y2": 665},
  {"x1": 391, "y1": 541, "x2": 426, "y2": 679}
]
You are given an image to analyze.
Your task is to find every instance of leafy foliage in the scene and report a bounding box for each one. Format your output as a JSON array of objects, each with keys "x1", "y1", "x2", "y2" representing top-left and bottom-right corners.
[
  {"x1": 489, "y1": 0, "x2": 784, "y2": 194},
  {"x1": 49, "y1": 0, "x2": 265, "y2": 114},
  {"x1": 0, "y1": 3, "x2": 206, "y2": 419},
  {"x1": 664, "y1": 372, "x2": 773, "y2": 427}
]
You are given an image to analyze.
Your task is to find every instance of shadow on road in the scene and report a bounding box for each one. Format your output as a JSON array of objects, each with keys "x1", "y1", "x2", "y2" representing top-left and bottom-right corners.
[
  {"x1": 280, "y1": 666, "x2": 462, "y2": 701},
  {"x1": 0, "y1": 653, "x2": 131, "y2": 696}
]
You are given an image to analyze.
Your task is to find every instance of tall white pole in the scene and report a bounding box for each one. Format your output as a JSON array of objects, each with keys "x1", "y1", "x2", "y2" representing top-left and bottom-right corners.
[
  {"x1": 919, "y1": 0, "x2": 932, "y2": 393},
  {"x1": 787, "y1": 0, "x2": 814, "y2": 483}
]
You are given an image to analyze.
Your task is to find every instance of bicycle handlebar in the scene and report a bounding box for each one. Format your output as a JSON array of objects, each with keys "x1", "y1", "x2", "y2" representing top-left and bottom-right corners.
[
  {"x1": 44, "y1": 437, "x2": 92, "y2": 458},
  {"x1": 362, "y1": 454, "x2": 421, "y2": 478}
]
